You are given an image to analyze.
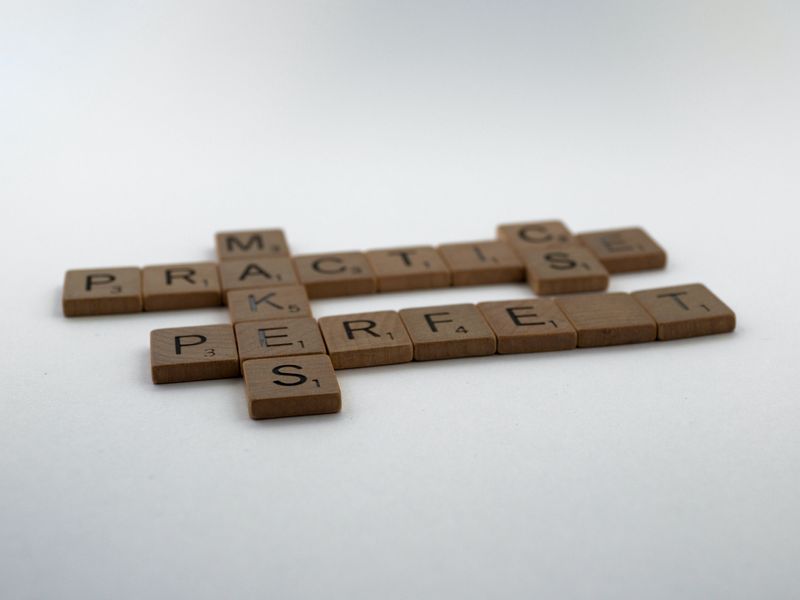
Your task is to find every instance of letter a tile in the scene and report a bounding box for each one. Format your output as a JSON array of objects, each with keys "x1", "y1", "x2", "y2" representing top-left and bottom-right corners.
[{"x1": 219, "y1": 258, "x2": 298, "y2": 302}]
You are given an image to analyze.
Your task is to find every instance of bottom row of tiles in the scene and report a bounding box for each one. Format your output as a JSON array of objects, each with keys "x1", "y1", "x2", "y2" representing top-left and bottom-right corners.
[{"x1": 149, "y1": 283, "x2": 736, "y2": 419}]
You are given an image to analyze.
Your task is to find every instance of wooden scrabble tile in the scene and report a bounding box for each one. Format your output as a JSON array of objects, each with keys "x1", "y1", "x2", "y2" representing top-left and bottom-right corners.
[
  {"x1": 63, "y1": 267, "x2": 142, "y2": 316},
  {"x1": 318, "y1": 311, "x2": 413, "y2": 369},
  {"x1": 218, "y1": 257, "x2": 298, "y2": 302},
  {"x1": 437, "y1": 240, "x2": 525, "y2": 286},
  {"x1": 556, "y1": 293, "x2": 657, "y2": 347},
  {"x1": 632, "y1": 283, "x2": 736, "y2": 340},
  {"x1": 497, "y1": 220, "x2": 574, "y2": 256},
  {"x1": 243, "y1": 354, "x2": 341, "y2": 420},
  {"x1": 215, "y1": 229, "x2": 289, "y2": 261},
  {"x1": 234, "y1": 317, "x2": 326, "y2": 364},
  {"x1": 576, "y1": 227, "x2": 667, "y2": 273},
  {"x1": 399, "y1": 304, "x2": 496, "y2": 361},
  {"x1": 477, "y1": 299, "x2": 577, "y2": 354},
  {"x1": 293, "y1": 252, "x2": 377, "y2": 299},
  {"x1": 142, "y1": 262, "x2": 221, "y2": 311},
  {"x1": 366, "y1": 246, "x2": 451, "y2": 292},
  {"x1": 150, "y1": 324, "x2": 240, "y2": 383},
  {"x1": 228, "y1": 286, "x2": 312, "y2": 324},
  {"x1": 525, "y1": 246, "x2": 609, "y2": 295}
]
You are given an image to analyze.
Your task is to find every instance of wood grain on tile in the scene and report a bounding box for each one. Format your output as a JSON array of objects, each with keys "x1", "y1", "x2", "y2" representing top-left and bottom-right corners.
[
  {"x1": 215, "y1": 229, "x2": 289, "y2": 261},
  {"x1": 576, "y1": 227, "x2": 666, "y2": 273},
  {"x1": 150, "y1": 324, "x2": 240, "y2": 383},
  {"x1": 556, "y1": 293, "x2": 657, "y2": 347},
  {"x1": 219, "y1": 257, "x2": 298, "y2": 302},
  {"x1": 477, "y1": 299, "x2": 577, "y2": 354},
  {"x1": 293, "y1": 252, "x2": 377, "y2": 299},
  {"x1": 497, "y1": 220, "x2": 574, "y2": 256},
  {"x1": 142, "y1": 262, "x2": 221, "y2": 311},
  {"x1": 243, "y1": 355, "x2": 341, "y2": 420},
  {"x1": 234, "y1": 317, "x2": 325, "y2": 364},
  {"x1": 632, "y1": 283, "x2": 735, "y2": 340},
  {"x1": 525, "y1": 246, "x2": 609, "y2": 295},
  {"x1": 437, "y1": 240, "x2": 524, "y2": 286},
  {"x1": 366, "y1": 246, "x2": 451, "y2": 292},
  {"x1": 399, "y1": 304, "x2": 496, "y2": 361},
  {"x1": 63, "y1": 267, "x2": 142, "y2": 316},
  {"x1": 227, "y1": 285, "x2": 311, "y2": 324},
  {"x1": 318, "y1": 311, "x2": 413, "y2": 369}
]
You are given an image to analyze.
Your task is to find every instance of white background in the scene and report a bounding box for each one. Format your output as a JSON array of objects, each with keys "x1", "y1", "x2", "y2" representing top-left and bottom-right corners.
[{"x1": 1, "y1": 2, "x2": 799, "y2": 598}]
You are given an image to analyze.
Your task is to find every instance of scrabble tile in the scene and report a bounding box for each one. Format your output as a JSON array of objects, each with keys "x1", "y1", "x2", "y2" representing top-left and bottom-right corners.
[
  {"x1": 243, "y1": 355, "x2": 341, "y2": 420},
  {"x1": 142, "y1": 262, "x2": 221, "y2": 311},
  {"x1": 576, "y1": 227, "x2": 667, "y2": 273},
  {"x1": 437, "y1": 240, "x2": 525, "y2": 286},
  {"x1": 150, "y1": 324, "x2": 240, "y2": 383},
  {"x1": 218, "y1": 257, "x2": 298, "y2": 302},
  {"x1": 366, "y1": 246, "x2": 451, "y2": 292},
  {"x1": 318, "y1": 311, "x2": 413, "y2": 369},
  {"x1": 477, "y1": 299, "x2": 577, "y2": 354},
  {"x1": 632, "y1": 283, "x2": 736, "y2": 340},
  {"x1": 63, "y1": 267, "x2": 142, "y2": 316},
  {"x1": 234, "y1": 317, "x2": 326, "y2": 365},
  {"x1": 293, "y1": 252, "x2": 377, "y2": 299},
  {"x1": 525, "y1": 246, "x2": 609, "y2": 295},
  {"x1": 497, "y1": 220, "x2": 574, "y2": 256},
  {"x1": 228, "y1": 286, "x2": 312, "y2": 324},
  {"x1": 556, "y1": 293, "x2": 657, "y2": 347},
  {"x1": 215, "y1": 229, "x2": 289, "y2": 261},
  {"x1": 399, "y1": 304, "x2": 496, "y2": 361}
]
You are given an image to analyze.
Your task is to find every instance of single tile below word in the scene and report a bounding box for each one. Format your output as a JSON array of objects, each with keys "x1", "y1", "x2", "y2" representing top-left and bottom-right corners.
[
  {"x1": 219, "y1": 258, "x2": 298, "y2": 302},
  {"x1": 437, "y1": 240, "x2": 524, "y2": 286},
  {"x1": 234, "y1": 317, "x2": 326, "y2": 365},
  {"x1": 576, "y1": 227, "x2": 666, "y2": 273},
  {"x1": 477, "y1": 299, "x2": 577, "y2": 354},
  {"x1": 215, "y1": 229, "x2": 289, "y2": 261},
  {"x1": 556, "y1": 293, "x2": 657, "y2": 347},
  {"x1": 632, "y1": 283, "x2": 736, "y2": 340},
  {"x1": 293, "y1": 252, "x2": 377, "y2": 299},
  {"x1": 243, "y1": 355, "x2": 341, "y2": 420},
  {"x1": 366, "y1": 246, "x2": 451, "y2": 292},
  {"x1": 318, "y1": 311, "x2": 413, "y2": 369},
  {"x1": 497, "y1": 220, "x2": 574, "y2": 257},
  {"x1": 228, "y1": 286, "x2": 312, "y2": 324},
  {"x1": 150, "y1": 324, "x2": 240, "y2": 383},
  {"x1": 63, "y1": 267, "x2": 142, "y2": 316},
  {"x1": 525, "y1": 246, "x2": 609, "y2": 295},
  {"x1": 142, "y1": 262, "x2": 221, "y2": 311},
  {"x1": 399, "y1": 304, "x2": 496, "y2": 361}
]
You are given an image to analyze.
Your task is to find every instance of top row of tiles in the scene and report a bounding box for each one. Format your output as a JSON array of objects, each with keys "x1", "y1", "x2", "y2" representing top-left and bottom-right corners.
[{"x1": 63, "y1": 221, "x2": 667, "y2": 315}]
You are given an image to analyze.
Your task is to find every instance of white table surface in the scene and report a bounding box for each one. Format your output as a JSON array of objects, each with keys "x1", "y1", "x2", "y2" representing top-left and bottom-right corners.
[{"x1": 2, "y1": 2, "x2": 798, "y2": 598}]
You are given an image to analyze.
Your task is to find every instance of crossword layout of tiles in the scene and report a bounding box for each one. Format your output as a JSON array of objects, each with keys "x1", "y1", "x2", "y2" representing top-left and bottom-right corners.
[{"x1": 62, "y1": 220, "x2": 736, "y2": 419}]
